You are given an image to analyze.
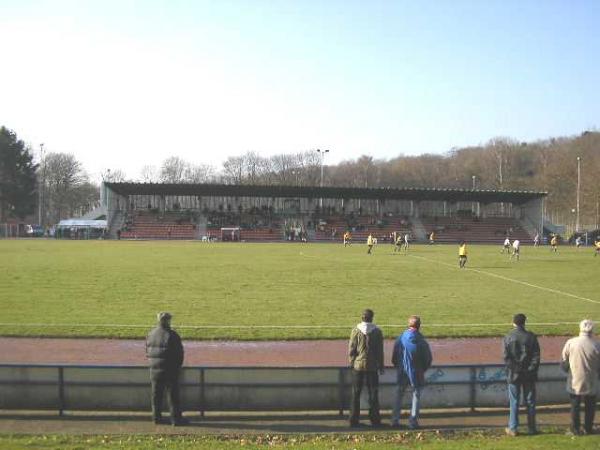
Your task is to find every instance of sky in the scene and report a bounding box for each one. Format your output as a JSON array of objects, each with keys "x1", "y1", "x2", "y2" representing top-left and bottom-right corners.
[{"x1": 1, "y1": 0, "x2": 599, "y2": 181}]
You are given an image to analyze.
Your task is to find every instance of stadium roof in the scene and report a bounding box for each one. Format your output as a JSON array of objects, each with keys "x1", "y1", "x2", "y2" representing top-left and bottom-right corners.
[{"x1": 104, "y1": 183, "x2": 547, "y2": 205}]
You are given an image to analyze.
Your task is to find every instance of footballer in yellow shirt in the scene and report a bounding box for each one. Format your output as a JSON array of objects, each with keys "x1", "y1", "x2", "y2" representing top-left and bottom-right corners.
[{"x1": 458, "y1": 241, "x2": 467, "y2": 268}]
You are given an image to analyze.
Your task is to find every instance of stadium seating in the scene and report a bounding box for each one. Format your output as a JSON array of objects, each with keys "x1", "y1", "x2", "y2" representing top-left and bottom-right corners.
[
  {"x1": 312, "y1": 215, "x2": 412, "y2": 243},
  {"x1": 120, "y1": 211, "x2": 196, "y2": 240},
  {"x1": 421, "y1": 216, "x2": 532, "y2": 244},
  {"x1": 119, "y1": 210, "x2": 532, "y2": 244}
]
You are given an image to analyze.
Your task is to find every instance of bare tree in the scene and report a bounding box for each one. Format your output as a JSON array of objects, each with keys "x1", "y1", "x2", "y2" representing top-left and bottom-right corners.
[
  {"x1": 160, "y1": 156, "x2": 188, "y2": 183},
  {"x1": 184, "y1": 164, "x2": 216, "y2": 183},
  {"x1": 44, "y1": 152, "x2": 97, "y2": 223},
  {"x1": 100, "y1": 169, "x2": 127, "y2": 183},
  {"x1": 222, "y1": 156, "x2": 245, "y2": 184},
  {"x1": 139, "y1": 165, "x2": 159, "y2": 183}
]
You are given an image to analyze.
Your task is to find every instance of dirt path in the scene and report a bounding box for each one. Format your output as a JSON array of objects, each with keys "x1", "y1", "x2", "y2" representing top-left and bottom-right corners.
[{"x1": 0, "y1": 336, "x2": 569, "y2": 366}]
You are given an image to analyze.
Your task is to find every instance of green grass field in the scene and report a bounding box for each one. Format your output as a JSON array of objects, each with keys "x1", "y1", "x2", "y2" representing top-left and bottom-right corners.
[
  {"x1": 1, "y1": 430, "x2": 599, "y2": 450},
  {"x1": 0, "y1": 240, "x2": 598, "y2": 340}
]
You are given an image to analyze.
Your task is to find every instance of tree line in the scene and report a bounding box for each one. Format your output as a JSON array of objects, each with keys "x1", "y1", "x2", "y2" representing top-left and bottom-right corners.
[{"x1": 1, "y1": 125, "x2": 599, "y2": 228}]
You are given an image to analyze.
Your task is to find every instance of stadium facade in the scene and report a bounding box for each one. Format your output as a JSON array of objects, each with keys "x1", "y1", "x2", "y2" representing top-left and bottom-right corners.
[{"x1": 101, "y1": 183, "x2": 547, "y2": 243}]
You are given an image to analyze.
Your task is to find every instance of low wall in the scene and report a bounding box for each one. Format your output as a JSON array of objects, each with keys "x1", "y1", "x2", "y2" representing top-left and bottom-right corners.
[{"x1": 0, "y1": 363, "x2": 568, "y2": 415}]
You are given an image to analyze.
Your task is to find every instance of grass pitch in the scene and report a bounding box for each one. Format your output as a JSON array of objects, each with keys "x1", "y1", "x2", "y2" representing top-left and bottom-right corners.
[
  {"x1": 0, "y1": 240, "x2": 598, "y2": 340},
  {"x1": 1, "y1": 430, "x2": 599, "y2": 450}
]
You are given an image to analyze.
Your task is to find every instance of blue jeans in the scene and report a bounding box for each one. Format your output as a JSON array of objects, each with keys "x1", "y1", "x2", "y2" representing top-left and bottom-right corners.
[
  {"x1": 392, "y1": 372, "x2": 422, "y2": 427},
  {"x1": 507, "y1": 381, "x2": 536, "y2": 432}
]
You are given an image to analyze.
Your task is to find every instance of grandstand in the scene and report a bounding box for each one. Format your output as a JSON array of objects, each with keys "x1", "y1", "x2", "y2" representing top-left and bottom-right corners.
[{"x1": 102, "y1": 183, "x2": 547, "y2": 243}]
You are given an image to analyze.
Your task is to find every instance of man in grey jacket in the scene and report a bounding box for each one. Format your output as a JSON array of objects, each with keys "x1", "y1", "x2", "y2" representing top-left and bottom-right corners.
[
  {"x1": 348, "y1": 309, "x2": 384, "y2": 427},
  {"x1": 561, "y1": 319, "x2": 600, "y2": 435},
  {"x1": 146, "y1": 312, "x2": 187, "y2": 426}
]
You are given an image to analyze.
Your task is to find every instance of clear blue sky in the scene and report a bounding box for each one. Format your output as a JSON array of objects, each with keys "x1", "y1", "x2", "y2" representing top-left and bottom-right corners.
[{"x1": 1, "y1": 0, "x2": 599, "y2": 179}]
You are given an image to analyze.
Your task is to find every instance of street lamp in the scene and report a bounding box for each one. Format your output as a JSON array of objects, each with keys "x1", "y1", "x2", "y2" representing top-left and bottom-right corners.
[
  {"x1": 576, "y1": 156, "x2": 581, "y2": 233},
  {"x1": 316, "y1": 149, "x2": 330, "y2": 209}
]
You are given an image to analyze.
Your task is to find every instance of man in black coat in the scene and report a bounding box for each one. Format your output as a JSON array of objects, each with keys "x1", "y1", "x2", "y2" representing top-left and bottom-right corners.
[
  {"x1": 503, "y1": 313, "x2": 540, "y2": 436},
  {"x1": 146, "y1": 312, "x2": 187, "y2": 425}
]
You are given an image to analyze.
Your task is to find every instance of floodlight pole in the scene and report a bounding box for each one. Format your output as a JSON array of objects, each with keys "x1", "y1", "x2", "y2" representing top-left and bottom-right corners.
[
  {"x1": 316, "y1": 149, "x2": 330, "y2": 209},
  {"x1": 38, "y1": 143, "x2": 45, "y2": 226},
  {"x1": 576, "y1": 156, "x2": 581, "y2": 233}
]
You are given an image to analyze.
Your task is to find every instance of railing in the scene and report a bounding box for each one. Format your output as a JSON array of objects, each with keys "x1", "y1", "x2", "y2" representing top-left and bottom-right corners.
[{"x1": 0, "y1": 363, "x2": 568, "y2": 416}]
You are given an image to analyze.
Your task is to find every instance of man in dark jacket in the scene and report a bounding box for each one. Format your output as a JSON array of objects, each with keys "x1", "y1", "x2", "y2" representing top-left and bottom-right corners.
[
  {"x1": 391, "y1": 315, "x2": 432, "y2": 429},
  {"x1": 146, "y1": 312, "x2": 187, "y2": 426},
  {"x1": 503, "y1": 313, "x2": 540, "y2": 436},
  {"x1": 348, "y1": 309, "x2": 384, "y2": 427}
]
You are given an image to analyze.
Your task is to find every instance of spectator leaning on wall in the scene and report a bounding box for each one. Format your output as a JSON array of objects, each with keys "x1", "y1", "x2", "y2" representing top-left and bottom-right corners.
[{"x1": 561, "y1": 319, "x2": 600, "y2": 436}]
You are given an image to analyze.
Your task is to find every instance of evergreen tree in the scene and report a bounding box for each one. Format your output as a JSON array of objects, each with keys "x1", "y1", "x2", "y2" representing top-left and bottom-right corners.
[{"x1": 0, "y1": 126, "x2": 38, "y2": 221}]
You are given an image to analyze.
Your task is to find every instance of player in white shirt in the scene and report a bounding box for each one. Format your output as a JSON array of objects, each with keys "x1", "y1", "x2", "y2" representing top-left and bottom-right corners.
[
  {"x1": 501, "y1": 237, "x2": 511, "y2": 254},
  {"x1": 510, "y1": 239, "x2": 520, "y2": 261}
]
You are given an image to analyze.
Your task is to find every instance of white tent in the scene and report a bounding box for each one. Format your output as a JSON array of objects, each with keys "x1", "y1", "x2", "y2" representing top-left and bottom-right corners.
[{"x1": 56, "y1": 219, "x2": 107, "y2": 228}]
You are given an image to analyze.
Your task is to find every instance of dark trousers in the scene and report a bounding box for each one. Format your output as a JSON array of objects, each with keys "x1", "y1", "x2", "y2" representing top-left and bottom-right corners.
[
  {"x1": 350, "y1": 370, "x2": 380, "y2": 425},
  {"x1": 151, "y1": 371, "x2": 182, "y2": 422},
  {"x1": 570, "y1": 394, "x2": 596, "y2": 433}
]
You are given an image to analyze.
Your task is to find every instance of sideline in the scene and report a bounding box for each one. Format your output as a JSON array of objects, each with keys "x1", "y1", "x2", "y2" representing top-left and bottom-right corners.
[
  {"x1": 408, "y1": 254, "x2": 600, "y2": 306},
  {"x1": 0, "y1": 321, "x2": 583, "y2": 330}
]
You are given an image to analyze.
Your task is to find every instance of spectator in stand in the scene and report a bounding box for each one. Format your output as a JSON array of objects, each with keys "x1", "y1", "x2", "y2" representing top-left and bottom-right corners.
[
  {"x1": 146, "y1": 312, "x2": 188, "y2": 426},
  {"x1": 561, "y1": 319, "x2": 600, "y2": 435},
  {"x1": 391, "y1": 315, "x2": 432, "y2": 429},
  {"x1": 348, "y1": 309, "x2": 384, "y2": 428},
  {"x1": 503, "y1": 313, "x2": 540, "y2": 436}
]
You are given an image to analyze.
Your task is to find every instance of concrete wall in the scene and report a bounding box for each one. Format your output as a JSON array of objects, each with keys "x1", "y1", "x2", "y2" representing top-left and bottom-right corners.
[{"x1": 0, "y1": 364, "x2": 569, "y2": 414}]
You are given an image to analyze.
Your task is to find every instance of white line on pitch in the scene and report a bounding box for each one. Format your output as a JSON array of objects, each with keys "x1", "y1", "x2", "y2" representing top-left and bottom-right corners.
[
  {"x1": 408, "y1": 254, "x2": 600, "y2": 306},
  {"x1": 0, "y1": 321, "x2": 588, "y2": 329}
]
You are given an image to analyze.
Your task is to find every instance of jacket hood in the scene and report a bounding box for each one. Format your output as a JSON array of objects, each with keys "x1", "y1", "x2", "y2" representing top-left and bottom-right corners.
[{"x1": 357, "y1": 322, "x2": 378, "y2": 335}]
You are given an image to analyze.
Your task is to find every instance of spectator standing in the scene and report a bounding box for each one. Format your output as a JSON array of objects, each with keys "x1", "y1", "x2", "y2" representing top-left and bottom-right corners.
[
  {"x1": 503, "y1": 313, "x2": 540, "y2": 436},
  {"x1": 146, "y1": 312, "x2": 188, "y2": 426},
  {"x1": 561, "y1": 319, "x2": 600, "y2": 435},
  {"x1": 391, "y1": 315, "x2": 432, "y2": 429},
  {"x1": 348, "y1": 309, "x2": 384, "y2": 427}
]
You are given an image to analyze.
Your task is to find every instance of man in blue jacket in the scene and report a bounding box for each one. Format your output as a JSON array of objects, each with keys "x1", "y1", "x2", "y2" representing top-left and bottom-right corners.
[{"x1": 391, "y1": 315, "x2": 432, "y2": 429}]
